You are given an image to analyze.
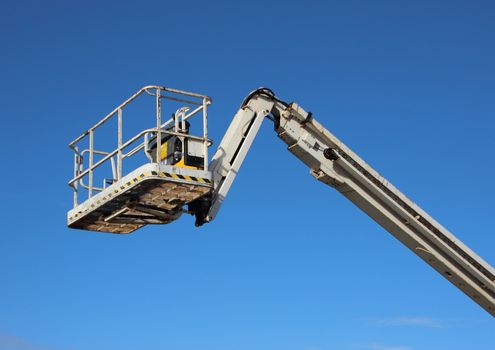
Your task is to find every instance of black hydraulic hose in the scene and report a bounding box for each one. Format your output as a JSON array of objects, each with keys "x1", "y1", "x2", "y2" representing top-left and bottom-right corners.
[{"x1": 240, "y1": 87, "x2": 289, "y2": 108}]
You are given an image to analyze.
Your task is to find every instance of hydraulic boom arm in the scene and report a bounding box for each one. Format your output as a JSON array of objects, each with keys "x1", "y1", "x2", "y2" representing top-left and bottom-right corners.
[{"x1": 200, "y1": 88, "x2": 495, "y2": 317}]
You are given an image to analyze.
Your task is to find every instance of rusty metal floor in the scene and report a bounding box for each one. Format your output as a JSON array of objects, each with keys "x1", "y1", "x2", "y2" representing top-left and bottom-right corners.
[{"x1": 68, "y1": 163, "x2": 213, "y2": 234}]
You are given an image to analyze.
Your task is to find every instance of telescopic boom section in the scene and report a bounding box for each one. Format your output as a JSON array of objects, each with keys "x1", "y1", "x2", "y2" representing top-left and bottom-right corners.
[{"x1": 203, "y1": 88, "x2": 495, "y2": 317}]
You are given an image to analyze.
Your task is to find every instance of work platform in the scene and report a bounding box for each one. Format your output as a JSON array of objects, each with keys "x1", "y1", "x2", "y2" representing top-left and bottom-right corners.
[
  {"x1": 67, "y1": 85, "x2": 213, "y2": 233},
  {"x1": 68, "y1": 163, "x2": 213, "y2": 233}
]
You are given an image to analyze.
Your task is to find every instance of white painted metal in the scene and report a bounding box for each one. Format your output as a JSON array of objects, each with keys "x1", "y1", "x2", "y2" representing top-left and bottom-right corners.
[
  {"x1": 275, "y1": 102, "x2": 495, "y2": 317},
  {"x1": 205, "y1": 90, "x2": 494, "y2": 317},
  {"x1": 206, "y1": 96, "x2": 275, "y2": 221},
  {"x1": 187, "y1": 139, "x2": 204, "y2": 158}
]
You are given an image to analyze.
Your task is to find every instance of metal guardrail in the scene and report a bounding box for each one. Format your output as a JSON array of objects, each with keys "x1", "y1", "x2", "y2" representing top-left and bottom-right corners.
[{"x1": 68, "y1": 85, "x2": 212, "y2": 208}]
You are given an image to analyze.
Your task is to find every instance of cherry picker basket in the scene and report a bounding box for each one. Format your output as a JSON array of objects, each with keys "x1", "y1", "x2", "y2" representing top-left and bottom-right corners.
[{"x1": 67, "y1": 86, "x2": 213, "y2": 233}]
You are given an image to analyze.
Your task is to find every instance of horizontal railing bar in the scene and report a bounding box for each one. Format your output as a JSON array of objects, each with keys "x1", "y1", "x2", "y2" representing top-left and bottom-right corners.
[
  {"x1": 80, "y1": 149, "x2": 111, "y2": 156},
  {"x1": 124, "y1": 143, "x2": 145, "y2": 158},
  {"x1": 183, "y1": 105, "x2": 204, "y2": 122},
  {"x1": 160, "y1": 117, "x2": 174, "y2": 128},
  {"x1": 161, "y1": 130, "x2": 211, "y2": 142},
  {"x1": 69, "y1": 127, "x2": 212, "y2": 186},
  {"x1": 125, "y1": 129, "x2": 213, "y2": 158},
  {"x1": 160, "y1": 95, "x2": 202, "y2": 106},
  {"x1": 69, "y1": 85, "x2": 212, "y2": 148},
  {"x1": 147, "y1": 86, "x2": 212, "y2": 101},
  {"x1": 69, "y1": 87, "x2": 148, "y2": 147},
  {"x1": 79, "y1": 180, "x2": 105, "y2": 192},
  {"x1": 69, "y1": 128, "x2": 156, "y2": 185},
  {"x1": 145, "y1": 89, "x2": 205, "y2": 106}
]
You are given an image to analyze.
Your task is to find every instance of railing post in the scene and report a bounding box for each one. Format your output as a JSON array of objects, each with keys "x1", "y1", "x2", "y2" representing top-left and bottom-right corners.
[
  {"x1": 73, "y1": 146, "x2": 79, "y2": 207},
  {"x1": 117, "y1": 108, "x2": 123, "y2": 179},
  {"x1": 156, "y1": 88, "x2": 161, "y2": 163},
  {"x1": 202, "y1": 98, "x2": 208, "y2": 170},
  {"x1": 89, "y1": 130, "x2": 94, "y2": 198}
]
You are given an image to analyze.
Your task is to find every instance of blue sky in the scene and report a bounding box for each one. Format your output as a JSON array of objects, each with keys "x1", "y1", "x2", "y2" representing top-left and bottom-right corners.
[{"x1": 0, "y1": 1, "x2": 494, "y2": 349}]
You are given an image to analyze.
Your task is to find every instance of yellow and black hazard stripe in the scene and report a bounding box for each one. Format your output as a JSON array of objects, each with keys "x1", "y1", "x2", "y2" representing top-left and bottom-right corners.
[
  {"x1": 69, "y1": 170, "x2": 212, "y2": 222},
  {"x1": 150, "y1": 171, "x2": 211, "y2": 184}
]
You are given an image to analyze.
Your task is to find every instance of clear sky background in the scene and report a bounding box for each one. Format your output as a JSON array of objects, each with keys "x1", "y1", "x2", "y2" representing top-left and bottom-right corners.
[{"x1": 0, "y1": 1, "x2": 494, "y2": 349}]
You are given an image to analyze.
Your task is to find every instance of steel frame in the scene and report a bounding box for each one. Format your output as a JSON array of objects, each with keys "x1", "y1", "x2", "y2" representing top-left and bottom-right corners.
[{"x1": 68, "y1": 85, "x2": 212, "y2": 208}]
